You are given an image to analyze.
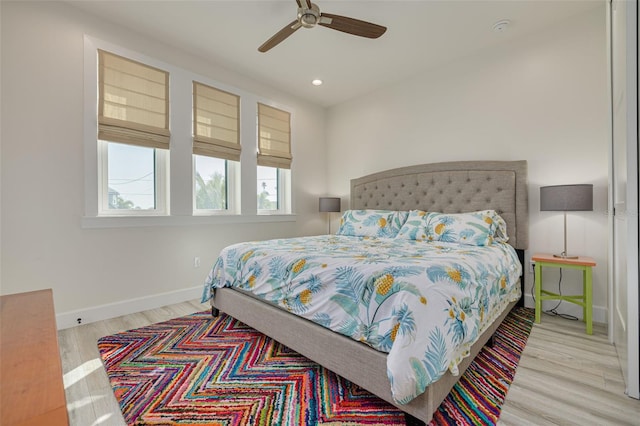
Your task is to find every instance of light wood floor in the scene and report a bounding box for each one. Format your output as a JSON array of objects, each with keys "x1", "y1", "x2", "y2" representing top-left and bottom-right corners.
[{"x1": 58, "y1": 300, "x2": 639, "y2": 426}]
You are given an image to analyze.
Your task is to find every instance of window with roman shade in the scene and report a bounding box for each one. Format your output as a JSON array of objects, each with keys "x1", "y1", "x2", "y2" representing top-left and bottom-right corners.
[
  {"x1": 257, "y1": 103, "x2": 292, "y2": 169},
  {"x1": 193, "y1": 82, "x2": 241, "y2": 161},
  {"x1": 98, "y1": 49, "x2": 170, "y2": 149}
]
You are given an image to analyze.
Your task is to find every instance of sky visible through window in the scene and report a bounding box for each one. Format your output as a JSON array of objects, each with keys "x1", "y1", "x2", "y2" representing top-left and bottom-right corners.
[{"x1": 108, "y1": 143, "x2": 155, "y2": 209}]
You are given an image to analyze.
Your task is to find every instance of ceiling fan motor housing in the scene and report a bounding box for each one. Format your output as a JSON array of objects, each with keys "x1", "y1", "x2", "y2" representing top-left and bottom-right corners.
[{"x1": 298, "y1": 3, "x2": 320, "y2": 28}]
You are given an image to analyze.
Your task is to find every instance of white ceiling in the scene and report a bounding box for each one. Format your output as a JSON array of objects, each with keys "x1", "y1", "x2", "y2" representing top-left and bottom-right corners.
[{"x1": 67, "y1": 0, "x2": 603, "y2": 108}]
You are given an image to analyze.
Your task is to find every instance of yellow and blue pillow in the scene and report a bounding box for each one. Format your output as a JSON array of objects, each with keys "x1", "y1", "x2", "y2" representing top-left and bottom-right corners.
[
  {"x1": 395, "y1": 210, "x2": 430, "y2": 241},
  {"x1": 337, "y1": 209, "x2": 409, "y2": 238},
  {"x1": 396, "y1": 210, "x2": 508, "y2": 246}
]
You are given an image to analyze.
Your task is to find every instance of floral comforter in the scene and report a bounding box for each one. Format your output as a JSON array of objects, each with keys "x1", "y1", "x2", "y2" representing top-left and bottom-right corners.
[{"x1": 202, "y1": 235, "x2": 521, "y2": 404}]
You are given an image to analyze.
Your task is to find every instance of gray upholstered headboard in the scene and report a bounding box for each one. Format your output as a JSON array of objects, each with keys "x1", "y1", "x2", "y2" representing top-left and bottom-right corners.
[{"x1": 350, "y1": 160, "x2": 528, "y2": 250}]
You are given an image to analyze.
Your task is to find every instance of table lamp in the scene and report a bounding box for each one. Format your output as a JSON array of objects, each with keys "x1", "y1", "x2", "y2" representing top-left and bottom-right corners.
[
  {"x1": 540, "y1": 184, "x2": 593, "y2": 258},
  {"x1": 319, "y1": 197, "x2": 341, "y2": 234}
]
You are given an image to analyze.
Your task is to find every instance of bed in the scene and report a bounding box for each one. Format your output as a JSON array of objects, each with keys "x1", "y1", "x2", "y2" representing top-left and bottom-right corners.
[{"x1": 202, "y1": 160, "x2": 528, "y2": 424}]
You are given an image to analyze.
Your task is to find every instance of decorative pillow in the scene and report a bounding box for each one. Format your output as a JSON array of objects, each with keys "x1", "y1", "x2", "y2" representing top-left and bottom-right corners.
[
  {"x1": 425, "y1": 210, "x2": 508, "y2": 246},
  {"x1": 337, "y1": 210, "x2": 409, "y2": 238},
  {"x1": 492, "y1": 213, "x2": 509, "y2": 243},
  {"x1": 395, "y1": 210, "x2": 431, "y2": 241}
]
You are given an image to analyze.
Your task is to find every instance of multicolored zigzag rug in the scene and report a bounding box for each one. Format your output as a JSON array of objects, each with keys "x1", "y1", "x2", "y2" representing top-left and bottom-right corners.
[{"x1": 98, "y1": 307, "x2": 534, "y2": 425}]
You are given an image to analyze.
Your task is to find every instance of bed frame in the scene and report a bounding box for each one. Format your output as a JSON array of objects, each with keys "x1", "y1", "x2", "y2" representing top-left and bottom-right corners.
[{"x1": 210, "y1": 160, "x2": 528, "y2": 424}]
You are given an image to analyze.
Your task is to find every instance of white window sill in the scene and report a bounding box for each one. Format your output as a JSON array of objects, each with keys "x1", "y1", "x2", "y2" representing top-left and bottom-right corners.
[{"x1": 81, "y1": 214, "x2": 297, "y2": 229}]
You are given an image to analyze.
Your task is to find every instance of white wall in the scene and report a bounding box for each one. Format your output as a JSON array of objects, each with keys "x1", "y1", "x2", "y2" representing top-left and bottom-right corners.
[
  {"x1": 326, "y1": 6, "x2": 610, "y2": 321},
  {"x1": 0, "y1": 1, "x2": 327, "y2": 327},
  {"x1": 0, "y1": 2, "x2": 612, "y2": 326}
]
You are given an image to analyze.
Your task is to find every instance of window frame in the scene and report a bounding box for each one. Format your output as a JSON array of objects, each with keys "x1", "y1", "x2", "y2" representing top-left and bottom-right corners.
[
  {"x1": 256, "y1": 102, "x2": 293, "y2": 216},
  {"x1": 82, "y1": 36, "x2": 295, "y2": 228},
  {"x1": 192, "y1": 156, "x2": 240, "y2": 216},
  {"x1": 93, "y1": 45, "x2": 171, "y2": 218},
  {"x1": 191, "y1": 80, "x2": 242, "y2": 216},
  {"x1": 257, "y1": 166, "x2": 291, "y2": 215},
  {"x1": 97, "y1": 140, "x2": 170, "y2": 216}
]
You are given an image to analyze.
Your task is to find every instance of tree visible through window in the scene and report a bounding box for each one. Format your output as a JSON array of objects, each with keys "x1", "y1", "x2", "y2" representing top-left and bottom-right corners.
[
  {"x1": 257, "y1": 165, "x2": 278, "y2": 210},
  {"x1": 194, "y1": 155, "x2": 227, "y2": 210}
]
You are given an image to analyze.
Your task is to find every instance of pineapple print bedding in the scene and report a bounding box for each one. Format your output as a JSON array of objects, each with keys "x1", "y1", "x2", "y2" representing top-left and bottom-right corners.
[{"x1": 203, "y1": 233, "x2": 521, "y2": 404}]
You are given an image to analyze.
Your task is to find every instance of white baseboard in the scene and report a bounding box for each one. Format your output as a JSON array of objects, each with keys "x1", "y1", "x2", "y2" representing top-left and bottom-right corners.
[
  {"x1": 56, "y1": 288, "x2": 608, "y2": 330},
  {"x1": 56, "y1": 286, "x2": 203, "y2": 330},
  {"x1": 522, "y1": 293, "x2": 607, "y2": 325}
]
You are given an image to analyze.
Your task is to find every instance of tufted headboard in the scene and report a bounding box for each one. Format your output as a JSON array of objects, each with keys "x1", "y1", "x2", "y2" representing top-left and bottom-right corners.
[{"x1": 350, "y1": 160, "x2": 528, "y2": 250}]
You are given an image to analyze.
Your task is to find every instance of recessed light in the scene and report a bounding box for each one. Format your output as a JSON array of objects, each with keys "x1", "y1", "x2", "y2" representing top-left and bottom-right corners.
[{"x1": 312, "y1": 79, "x2": 323, "y2": 86}]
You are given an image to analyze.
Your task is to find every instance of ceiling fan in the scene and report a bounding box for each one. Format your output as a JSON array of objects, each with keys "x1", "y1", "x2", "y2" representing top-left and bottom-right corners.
[{"x1": 258, "y1": 0, "x2": 387, "y2": 53}]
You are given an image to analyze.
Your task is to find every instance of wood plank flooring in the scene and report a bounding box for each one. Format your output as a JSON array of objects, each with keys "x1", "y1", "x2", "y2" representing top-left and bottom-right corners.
[{"x1": 58, "y1": 301, "x2": 640, "y2": 425}]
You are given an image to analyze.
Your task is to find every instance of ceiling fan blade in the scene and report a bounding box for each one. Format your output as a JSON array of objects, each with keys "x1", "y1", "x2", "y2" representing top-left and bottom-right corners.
[
  {"x1": 318, "y1": 13, "x2": 386, "y2": 39},
  {"x1": 295, "y1": 0, "x2": 312, "y2": 9},
  {"x1": 258, "y1": 21, "x2": 301, "y2": 53}
]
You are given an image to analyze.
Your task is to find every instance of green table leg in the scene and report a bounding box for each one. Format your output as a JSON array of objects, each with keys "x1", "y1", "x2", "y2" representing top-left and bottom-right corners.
[
  {"x1": 533, "y1": 258, "x2": 594, "y2": 334},
  {"x1": 535, "y1": 263, "x2": 542, "y2": 323},
  {"x1": 585, "y1": 266, "x2": 593, "y2": 335}
]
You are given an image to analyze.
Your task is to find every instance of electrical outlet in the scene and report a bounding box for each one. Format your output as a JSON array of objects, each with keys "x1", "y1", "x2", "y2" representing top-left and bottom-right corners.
[
  {"x1": 529, "y1": 262, "x2": 536, "y2": 274},
  {"x1": 194, "y1": 257, "x2": 201, "y2": 268}
]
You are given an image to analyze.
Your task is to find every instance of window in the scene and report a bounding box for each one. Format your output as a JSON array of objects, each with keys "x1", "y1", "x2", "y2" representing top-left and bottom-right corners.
[
  {"x1": 97, "y1": 50, "x2": 170, "y2": 215},
  {"x1": 107, "y1": 142, "x2": 155, "y2": 209},
  {"x1": 257, "y1": 103, "x2": 292, "y2": 214},
  {"x1": 193, "y1": 82, "x2": 240, "y2": 213},
  {"x1": 257, "y1": 103, "x2": 292, "y2": 169},
  {"x1": 85, "y1": 39, "x2": 295, "y2": 225},
  {"x1": 257, "y1": 165, "x2": 278, "y2": 211},
  {"x1": 100, "y1": 141, "x2": 168, "y2": 212},
  {"x1": 194, "y1": 155, "x2": 227, "y2": 210}
]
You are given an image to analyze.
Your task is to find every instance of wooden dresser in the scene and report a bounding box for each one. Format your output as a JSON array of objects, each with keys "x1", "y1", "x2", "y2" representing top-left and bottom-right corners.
[{"x1": 1, "y1": 289, "x2": 69, "y2": 425}]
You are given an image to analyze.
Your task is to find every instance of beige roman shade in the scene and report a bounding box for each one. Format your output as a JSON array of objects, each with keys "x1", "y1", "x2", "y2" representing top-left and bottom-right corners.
[
  {"x1": 257, "y1": 103, "x2": 292, "y2": 169},
  {"x1": 98, "y1": 49, "x2": 170, "y2": 149},
  {"x1": 193, "y1": 82, "x2": 241, "y2": 161}
]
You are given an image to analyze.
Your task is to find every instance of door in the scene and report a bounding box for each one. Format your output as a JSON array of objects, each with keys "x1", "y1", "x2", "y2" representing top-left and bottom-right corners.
[{"x1": 610, "y1": 0, "x2": 639, "y2": 400}]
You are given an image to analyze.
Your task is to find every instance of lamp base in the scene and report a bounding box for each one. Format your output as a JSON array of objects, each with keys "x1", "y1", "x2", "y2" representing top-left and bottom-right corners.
[{"x1": 553, "y1": 253, "x2": 579, "y2": 259}]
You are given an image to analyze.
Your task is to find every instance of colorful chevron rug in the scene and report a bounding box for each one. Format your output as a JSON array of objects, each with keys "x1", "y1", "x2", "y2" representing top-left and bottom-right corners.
[{"x1": 98, "y1": 307, "x2": 534, "y2": 425}]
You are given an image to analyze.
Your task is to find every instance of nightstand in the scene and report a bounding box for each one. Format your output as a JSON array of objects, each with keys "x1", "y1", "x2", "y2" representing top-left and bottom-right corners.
[{"x1": 532, "y1": 253, "x2": 596, "y2": 335}]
